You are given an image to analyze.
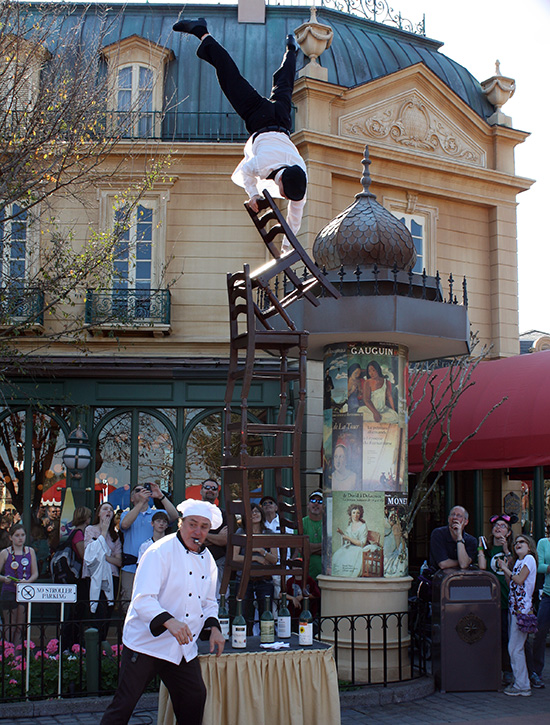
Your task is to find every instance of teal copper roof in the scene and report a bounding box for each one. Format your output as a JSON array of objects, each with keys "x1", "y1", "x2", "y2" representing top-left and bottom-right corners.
[{"x1": 30, "y1": 3, "x2": 495, "y2": 122}]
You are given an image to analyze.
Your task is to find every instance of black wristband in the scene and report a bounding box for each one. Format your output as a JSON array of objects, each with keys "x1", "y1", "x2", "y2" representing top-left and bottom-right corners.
[{"x1": 457, "y1": 539, "x2": 465, "y2": 544}]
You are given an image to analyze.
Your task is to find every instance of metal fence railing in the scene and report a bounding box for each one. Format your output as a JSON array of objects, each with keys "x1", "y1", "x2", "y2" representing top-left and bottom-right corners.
[{"x1": 1, "y1": 601, "x2": 429, "y2": 702}]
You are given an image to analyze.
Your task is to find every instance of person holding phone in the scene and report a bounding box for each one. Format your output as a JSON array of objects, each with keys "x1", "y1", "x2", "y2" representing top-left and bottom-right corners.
[{"x1": 119, "y1": 482, "x2": 178, "y2": 610}]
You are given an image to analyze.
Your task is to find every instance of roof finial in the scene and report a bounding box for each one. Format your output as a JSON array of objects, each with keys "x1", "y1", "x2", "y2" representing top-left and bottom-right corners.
[{"x1": 356, "y1": 146, "x2": 376, "y2": 200}]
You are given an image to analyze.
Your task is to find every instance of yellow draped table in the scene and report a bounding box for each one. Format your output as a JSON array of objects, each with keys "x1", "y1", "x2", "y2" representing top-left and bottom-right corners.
[{"x1": 157, "y1": 636, "x2": 341, "y2": 725}]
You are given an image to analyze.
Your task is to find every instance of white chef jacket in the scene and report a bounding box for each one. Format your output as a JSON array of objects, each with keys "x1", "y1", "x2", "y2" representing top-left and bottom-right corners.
[
  {"x1": 122, "y1": 531, "x2": 218, "y2": 664},
  {"x1": 231, "y1": 132, "x2": 307, "y2": 236}
]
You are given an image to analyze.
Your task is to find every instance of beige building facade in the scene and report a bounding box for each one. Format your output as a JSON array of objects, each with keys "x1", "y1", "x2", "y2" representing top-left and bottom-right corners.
[{"x1": 0, "y1": 4, "x2": 533, "y2": 549}]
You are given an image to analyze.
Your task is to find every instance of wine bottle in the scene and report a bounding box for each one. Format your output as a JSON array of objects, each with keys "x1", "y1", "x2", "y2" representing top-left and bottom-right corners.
[
  {"x1": 232, "y1": 599, "x2": 247, "y2": 649},
  {"x1": 277, "y1": 592, "x2": 291, "y2": 638},
  {"x1": 260, "y1": 595, "x2": 275, "y2": 643},
  {"x1": 218, "y1": 594, "x2": 230, "y2": 640},
  {"x1": 298, "y1": 596, "x2": 313, "y2": 646}
]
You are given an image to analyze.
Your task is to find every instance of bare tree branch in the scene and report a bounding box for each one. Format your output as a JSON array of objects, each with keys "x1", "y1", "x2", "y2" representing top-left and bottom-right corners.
[{"x1": 406, "y1": 339, "x2": 508, "y2": 533}]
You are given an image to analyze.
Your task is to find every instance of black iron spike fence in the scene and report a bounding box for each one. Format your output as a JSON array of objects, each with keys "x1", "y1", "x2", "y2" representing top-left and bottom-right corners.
[
  {"x1": 0, "y1": 603, "x2": 429, "y2": 702},
  {"x1": 253, "y1": 264, "x2": 468, "y2": 312}
]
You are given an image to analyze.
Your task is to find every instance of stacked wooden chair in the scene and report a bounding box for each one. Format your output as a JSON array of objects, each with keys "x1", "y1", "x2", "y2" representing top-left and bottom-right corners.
[{"x1": 220, "y1": 192, "x2": 339, "y2": 599}]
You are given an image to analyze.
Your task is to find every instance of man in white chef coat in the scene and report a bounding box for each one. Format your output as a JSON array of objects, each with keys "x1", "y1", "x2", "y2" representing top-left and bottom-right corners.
[{"x1": 100, "y1": 500, "x2": 225, "y2": 725}]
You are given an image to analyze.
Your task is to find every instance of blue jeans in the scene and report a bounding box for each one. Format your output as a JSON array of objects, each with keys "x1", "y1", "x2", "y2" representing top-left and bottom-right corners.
[{"x1": 532, "y1": 593, "x2": 550, "y2": 676}]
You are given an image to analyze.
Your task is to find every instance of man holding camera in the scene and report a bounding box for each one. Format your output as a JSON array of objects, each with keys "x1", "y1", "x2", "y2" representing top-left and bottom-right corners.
[{"x1": 119, "y1": 482, "x2": 178, "y2": 609}]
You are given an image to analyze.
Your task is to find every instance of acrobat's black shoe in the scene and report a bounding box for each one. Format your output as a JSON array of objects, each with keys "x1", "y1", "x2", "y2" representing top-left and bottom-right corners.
[
  {"x1": 286, "y1": 34, "x2": 297, "y2": 52},
  {"x1": 173, "y1": 18, "x2": 208, "y2": 38}
]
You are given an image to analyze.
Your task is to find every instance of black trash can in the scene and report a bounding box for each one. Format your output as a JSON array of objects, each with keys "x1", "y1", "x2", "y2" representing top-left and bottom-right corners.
[{"x1": 432, "y1": 568, "x2": 501, "y2": 692}]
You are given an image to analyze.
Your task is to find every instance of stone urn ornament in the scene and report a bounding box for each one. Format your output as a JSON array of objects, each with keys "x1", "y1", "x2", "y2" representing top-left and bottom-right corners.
[
  {"x1": 481, "y1": 60, "x2": 515, "y2": 127},
  {"x1": 295, "y1": 7, "x2": 333, "y2": 80}
]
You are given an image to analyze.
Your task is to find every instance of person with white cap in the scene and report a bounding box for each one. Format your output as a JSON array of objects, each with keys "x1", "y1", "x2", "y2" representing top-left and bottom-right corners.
[{"x1": 100, "y1": 499, "x2": 225, "y2": 725}]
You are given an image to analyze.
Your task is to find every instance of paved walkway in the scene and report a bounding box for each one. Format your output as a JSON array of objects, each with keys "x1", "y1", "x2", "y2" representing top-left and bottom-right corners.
[{"x1": 340, "y1": 685, "x2": 550, "y2": 725}]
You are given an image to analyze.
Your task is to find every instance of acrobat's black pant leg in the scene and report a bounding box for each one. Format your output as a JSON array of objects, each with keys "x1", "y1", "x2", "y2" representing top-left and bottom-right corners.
[
  {"x1": 197, "y1": 36, "x2": 297, "y2": 134},
  {"x1": 197, "y1": 36, "x2": 267, "y2": 133},
  {"x1": 269, "y1": 47, "x2": 297, "y2": 128}
]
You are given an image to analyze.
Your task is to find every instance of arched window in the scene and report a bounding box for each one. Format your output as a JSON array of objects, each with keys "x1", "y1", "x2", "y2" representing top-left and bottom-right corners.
[
  {"x1": 116, "y1": 64, "x2": 154, "y2": 137},
  {"x1": 102, "y1": 35, "x2": 174, "y2": 140}
]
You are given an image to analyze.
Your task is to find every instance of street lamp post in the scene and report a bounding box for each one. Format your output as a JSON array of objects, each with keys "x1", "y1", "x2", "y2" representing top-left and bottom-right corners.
[{"x1": 62, "y1": 424, "x2": 92, "y2": 481}]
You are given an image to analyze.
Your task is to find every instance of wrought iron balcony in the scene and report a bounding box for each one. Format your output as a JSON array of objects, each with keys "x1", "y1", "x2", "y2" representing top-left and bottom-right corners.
[
  {"x1": 102, "y1": 111, "x2": 248, "y2": 143},
  {"x1": 85, "y1": 289, "x2": 171, "y2": 333},
  {"x1": 0, "y1": 287, "x2": 44, "y2": 328}
]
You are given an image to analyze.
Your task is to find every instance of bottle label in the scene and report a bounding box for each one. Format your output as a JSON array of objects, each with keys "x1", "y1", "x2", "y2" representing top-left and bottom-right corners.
[
  {"x1": 220, "y1": 617, "x2": 230, "y2": 640},
  {"x1": 299, "y1": 622, "x2": 313, "y2": 646},
  {"x1": 232, "y1": 624, "x2": 247, "y2": 649},
  {"x1": 260, "y1": 619, "x2": 275, "y2": 643},
  {"x1": 277, "y1": 616, "x2": 291, "y2": 638}
]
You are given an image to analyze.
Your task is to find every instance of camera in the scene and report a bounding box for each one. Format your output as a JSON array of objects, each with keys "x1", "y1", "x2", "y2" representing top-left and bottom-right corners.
[{"x1": 144, "y1": 483, "x2": 152, "y2": 492}]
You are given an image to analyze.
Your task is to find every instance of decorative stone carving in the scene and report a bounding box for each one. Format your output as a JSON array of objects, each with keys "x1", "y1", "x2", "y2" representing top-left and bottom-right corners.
[
  {"x1": 406, "y1": 192, "x2": 418, "y2": 214},
  {"x1": 339, "y1": 91, "x2": 486, "y2": 167},
  {"x1": 295, "y1": 7, "x2": 333, "y2": 81},
  {"x1": 481, "y1": 60, "x2": 515, "y2": 128}
]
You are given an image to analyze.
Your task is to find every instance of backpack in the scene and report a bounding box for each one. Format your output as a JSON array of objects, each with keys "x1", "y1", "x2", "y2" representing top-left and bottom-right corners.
[{"x1": 50, "y1": 529, "x2": 82, "y2": 584}]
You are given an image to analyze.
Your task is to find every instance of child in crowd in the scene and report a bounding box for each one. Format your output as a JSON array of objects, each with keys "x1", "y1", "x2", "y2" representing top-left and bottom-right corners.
[
  {"x1": 137, "y1": 510, "x2": 170, "y2": 562},
  {"x1": 0, "y1": 524, "x2": 38, "y2": 646},
  {"x1": 498, "y1": 534, "x2": 538, "y2": 697}
]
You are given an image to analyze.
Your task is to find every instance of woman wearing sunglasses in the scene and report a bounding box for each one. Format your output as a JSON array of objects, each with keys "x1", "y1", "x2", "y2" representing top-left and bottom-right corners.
[
  {"x1": 497, "y1": 534, "x2": 538, "y2": 696},
  {"x1": 478, "y1": 513, "x2": 514, "y2": 685}
]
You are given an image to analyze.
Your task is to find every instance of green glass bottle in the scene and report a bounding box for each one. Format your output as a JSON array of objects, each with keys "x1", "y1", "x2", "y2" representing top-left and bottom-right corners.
[
  {"x1": 298, "y1": 596, "x2": 313, "y2": 646},
  {"x1": 232, "y1": 598, "x2": 247, "y2": 649},
  {"x1": 218, "y1": 594, "x2": 230, "y2": 641},
  {"x1": 260, "y1": 595, "x2": 275, "y2": 643},
  {"x1": 277, "y1": 592, "x2": 291, "y2": 638}
]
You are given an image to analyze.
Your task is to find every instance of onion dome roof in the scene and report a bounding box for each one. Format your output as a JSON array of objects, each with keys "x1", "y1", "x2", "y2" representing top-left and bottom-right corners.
[{"x1": 313, "y1": 146, "x2": 416, "y2": 271}]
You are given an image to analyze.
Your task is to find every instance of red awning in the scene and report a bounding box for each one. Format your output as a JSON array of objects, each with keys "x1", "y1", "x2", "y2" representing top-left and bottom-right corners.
[{"x1": 408, "y1": 350, "x2": 550, "y2": 472}]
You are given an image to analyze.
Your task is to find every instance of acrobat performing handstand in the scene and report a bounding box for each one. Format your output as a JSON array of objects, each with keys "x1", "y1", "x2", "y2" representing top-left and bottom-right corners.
[{"x1": 173, "y1": 17, "x2": 308, "y2": 238}]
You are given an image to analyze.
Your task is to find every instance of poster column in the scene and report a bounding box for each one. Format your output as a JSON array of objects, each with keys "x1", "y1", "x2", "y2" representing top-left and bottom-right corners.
[{"x1": 322, "y1": 343, "x2": 409, "y2": 579}]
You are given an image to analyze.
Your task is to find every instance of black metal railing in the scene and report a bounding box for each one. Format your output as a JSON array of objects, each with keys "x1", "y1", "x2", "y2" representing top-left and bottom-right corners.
[
  {"x1": 99, "y1": 111, "x2": 248, "y2": 143},
  {"x1": 0, "y1": 603, "x2": 428, "y2": 702},
  {"x1": 265, "y1": 0, "x2": 426, "y2": 35},
  {"x1": 256, "y1": 263, "x2": 468, "y2": 311},
  {"x1": 0, "y1": 286, "x2": 44, "y2": 327},
  {"x1": 85, "y1": 288, "x2": 171, "y2": 328}
]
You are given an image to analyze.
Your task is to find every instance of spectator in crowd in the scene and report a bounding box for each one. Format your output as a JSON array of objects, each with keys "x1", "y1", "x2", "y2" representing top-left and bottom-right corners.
[
  {"x1": 30, "y1": 520, "x2": 51, "y2": 578},
  {"x1": 119, "y1": 483, "x2": 178, "y2": 609},
  {"x1": 199, "y1": 479, "x2": 227, "y2": 597},
  {"x1": 261, "y1": 494, "x2": 288, "y2": 601},
  {"x1": 530, "y1": 527, "x2": 550, "y2": 689},
  {"x1": 83, "y1": 502, "x2": 122, "y2": 641},
  {"x1": 137, "y1": 510, "x2": 170, "y2": 562},
  {"x1": 63, "y1": 506, "x2": 92, "y2": 650},
  {"x1": 498, "y1": 534, "x2": 538, "y2": 697},
  {"x1": 0, "y1": 523, "x2": 38, "y2": 646},
  {"x1": 285, "y1": 568, "x2": 321, "y2": 625},
  {"x1": 429, "y1": 505, "x2": 477, "y2": 570},
  {"x1": 302, "y1": 490, "x2": 324, "y2": 580},
  {"x1": 100, "y1": 499, "x2": 225, "y2": 725},
  {"x1": 478, "y1": 513, "x2": 515, "y2": 685},
  {"x1": 233, "y1": 503, "x2": 278, "y2": 634},
  {"x1": 260, "y1": 495, "x2": 280, "y2": 533},
  {"x1": 0, "y1": 514, "x2": 11, "y2": 550}
]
